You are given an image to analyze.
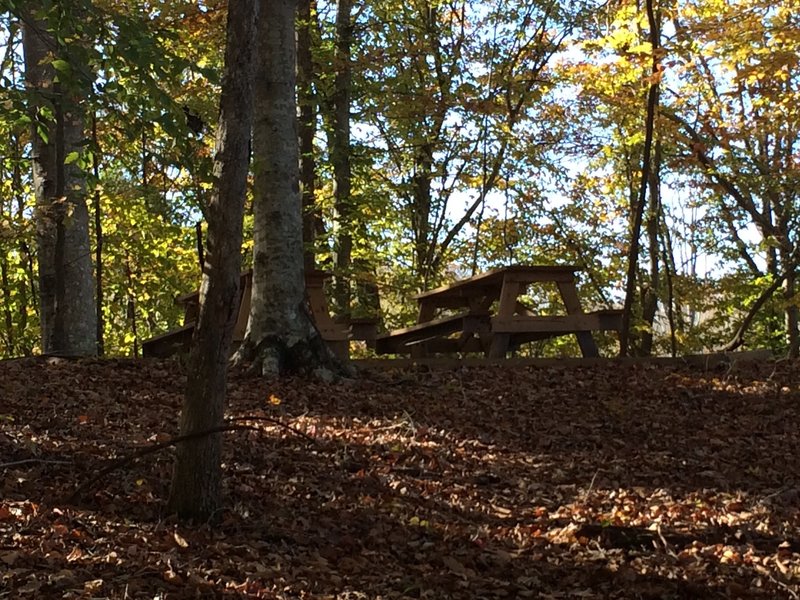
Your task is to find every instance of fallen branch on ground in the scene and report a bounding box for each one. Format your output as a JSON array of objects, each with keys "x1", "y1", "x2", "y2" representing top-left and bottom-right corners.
[{"x1": 68, "y1": 415, "x2": 315, "y2": 504}]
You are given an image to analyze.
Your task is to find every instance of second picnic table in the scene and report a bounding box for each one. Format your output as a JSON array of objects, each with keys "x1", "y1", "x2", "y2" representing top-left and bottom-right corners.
[{"x1": 375, "y1": 265, "x2": 622, "y2": 358}]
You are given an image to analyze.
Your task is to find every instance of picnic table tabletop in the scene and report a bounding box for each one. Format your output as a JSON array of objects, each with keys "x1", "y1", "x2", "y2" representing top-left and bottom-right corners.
[{"x1": 413, "y1": 264, "x2": 582, "y2": 301}]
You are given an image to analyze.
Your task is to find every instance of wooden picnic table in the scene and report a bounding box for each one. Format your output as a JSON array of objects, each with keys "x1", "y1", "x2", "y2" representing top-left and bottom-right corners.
[
  {"x1": 375, "y1": 265, "x2": 622, "y2": 358},
  {"x1": 143, "y1": 269, "x2": 376, "y2": 359}
]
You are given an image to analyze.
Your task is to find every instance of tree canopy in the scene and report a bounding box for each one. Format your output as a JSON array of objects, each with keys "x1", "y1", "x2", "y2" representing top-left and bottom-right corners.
[{"x1": 1, "y1": 0, "x2": 798, "y2": 358}]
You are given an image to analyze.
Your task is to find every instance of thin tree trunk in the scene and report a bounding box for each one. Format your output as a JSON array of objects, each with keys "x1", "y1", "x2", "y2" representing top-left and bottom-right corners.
[
  {"x1": 11, "y1": 133, "x2": 31, "y2": 350},
  {"x1": 660, "y1": 219, "x2": 678, "y2": 357},
  {"x1": 1, "y1": 257, "x2": 13, "y2": 354},
  {"x1": 92, "y1": 114, "x2": 104, "y2": 356},
  {"x1": 331, "y1": 0, "x2": 354, "y2": 315},
  {"x1": 0, "y1": 154, "x2": 12, "y2": 354},
  {"x1": 169, "y1": 0, "x2": 258, "y2": 522},
  {"x1": 638, "y1": 140, "x2": 662, "y2": 356},
  {"x1": 125, "y1": 253, "x2": 139, "y2": 358},
  {"x1": 23, "y1": 12, "x2": 96, "y2": 356},
  {"x1": 21, "y1": 242, "x2": 37, "y2": 318},
  {"x1": 720, "y1": 259, "x2": 797, "y2": 353},
  {"x1": 620, "y1": 0, "x2": 660, "y2": 357},
  {"x1": 781, "y1": 247, "x2": 799, "y2": 357},
  {"x1": 297, "y1": 0, "x2": 318, "y2": 273},
  {"x1": 413, "y1": 144, "x2": 435, "y2": 286}
]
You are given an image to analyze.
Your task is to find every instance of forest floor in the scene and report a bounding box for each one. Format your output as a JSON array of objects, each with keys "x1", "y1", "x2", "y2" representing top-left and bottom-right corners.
[{"x1": 1, "y1": 356, "x2": 799, "y2": 599}]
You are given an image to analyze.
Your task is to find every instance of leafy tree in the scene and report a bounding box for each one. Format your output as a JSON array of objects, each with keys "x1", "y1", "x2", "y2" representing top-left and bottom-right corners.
[{"x1": 665, "y1": 0, "x2": 800, "y2": 355}]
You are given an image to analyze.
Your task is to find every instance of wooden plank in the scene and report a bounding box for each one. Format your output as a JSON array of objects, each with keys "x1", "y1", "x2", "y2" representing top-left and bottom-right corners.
[
  {"x1": 404, "y1": 336, "x2": 487, "y2": 354},
  {"x1": 556, "y1": 280, "x2": 599, "y2": 358},
  {"x1": 232, "y1": 272, "x2": 252, "y2": 340},
  {"x1": 176, "y1": 268, "x2": 349, "y2": 348},
  {"x1": 590, "y1": 309, "x2": 623, "y2": 330},
  {"x1": 142, "y1": 324, "x2": 195, "y2": 358},
  {"x1": 492, "y1": 313, "x2": 622, "y2": 334},
  {"x1": 347, "y1": 317, "x2": 380, "y2": 343},
  {"x1": 375, "y1": 312, "x2": 475, "y2": 354},
  {"x1": 414, "y1": 265, "x2": 581, "y2": 303},
  {"x1": 488, "y1": 274, "x2": 520, "y2": 358}
]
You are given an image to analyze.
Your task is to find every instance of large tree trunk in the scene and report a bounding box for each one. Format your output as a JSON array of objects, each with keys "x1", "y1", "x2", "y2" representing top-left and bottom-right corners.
[
  {"x1": 168, "y1": 0, "x2": 258, "y2": 522},
  {"x1": 23, "y1": 14, "x2": 96, "y2": 357},
  {"x1": 235, "y1": 0, "x2": 345, "y2": 377}
]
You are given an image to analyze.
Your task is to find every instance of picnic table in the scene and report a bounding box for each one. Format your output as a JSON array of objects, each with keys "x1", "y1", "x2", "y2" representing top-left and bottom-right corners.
[
  {"x1": 142, "y1": 269, "x2": 377, "y2": 358},
  {"x1": 374, "y1": 265, "x2": 622, "y2": 358}
]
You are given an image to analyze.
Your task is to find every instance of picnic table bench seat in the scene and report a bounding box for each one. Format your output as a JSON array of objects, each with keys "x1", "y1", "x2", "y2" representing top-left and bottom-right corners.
[
  {"x1": 375, "y1": 312, "x2": 491, "y2": 355},
  {"x1": 142, "y1": 269, "x2": 377, "y2": 359},
  {"x1": 492, "y1": 309, "x2": 623, "y2": 334},
  {"x1": 142, "y1": 323, "x2": 195, "y2": 358}
]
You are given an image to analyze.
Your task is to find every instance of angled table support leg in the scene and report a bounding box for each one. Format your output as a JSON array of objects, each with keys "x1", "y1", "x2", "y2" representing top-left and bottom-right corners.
[
  {"x1": 488, "y1": 277, "x2": 520, "y2": 358},
  {"x1": 557, "y1": 280, "x2": 599, "y2": 358}
]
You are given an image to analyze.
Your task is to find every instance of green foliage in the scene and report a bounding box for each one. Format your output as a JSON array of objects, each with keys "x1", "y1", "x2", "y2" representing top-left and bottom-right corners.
[{"x1": 1, "y1": 0, "x2": 798, "y2": 357}]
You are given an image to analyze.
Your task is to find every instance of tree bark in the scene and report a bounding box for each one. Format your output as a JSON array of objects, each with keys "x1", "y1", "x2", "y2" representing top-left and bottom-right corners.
[
  {"x1": 91, "y1": 114, "x2": 104, "y2": 356},
  {"x1": 638, "y1": 141, "x2": 662, "y2": 356},
  {"x1": 780, "y1": 246, "x2": 799, "y2": 357},
  {"x1": 23, "y1": 13, "x2": 96, "y2": 357},
  {"x1": 331, "y1": 0, "x2": 354, "y2": 315},
  {"x1": 0, "y1": 256, "x2": 13, "y2": 354},
  {"x1": 168, "y1": 0, "x2": 258, "y2": 522},
  {"x1": 297, "y1": 0, "x2": 319, "y2": 273},
  {"x1": 235, "y1": 0, "x2": 346, "y2": 377},
  {"x1": 620, "y1": 0, "x2": 660, "y2": 357}
]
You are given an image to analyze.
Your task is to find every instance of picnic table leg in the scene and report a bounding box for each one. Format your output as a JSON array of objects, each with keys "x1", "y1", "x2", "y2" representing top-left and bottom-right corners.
[
  {"x1": 488, "y1": 278, "x2": 520, "y2": 358},
  {"x1": 411, "y1": 300, "x2": 437, "y2": 358},
  {"x1": 557, "y1": 281, "x2": 600, "y2": 358}
]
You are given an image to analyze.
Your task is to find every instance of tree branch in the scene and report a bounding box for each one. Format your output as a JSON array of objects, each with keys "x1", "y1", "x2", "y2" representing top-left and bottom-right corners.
[
  {"x1": 68, "y1": 415, "x2": 316, "y2": 504},
  {"x1": 720, "y1": 264, "x2": 797, "y2": 352}
]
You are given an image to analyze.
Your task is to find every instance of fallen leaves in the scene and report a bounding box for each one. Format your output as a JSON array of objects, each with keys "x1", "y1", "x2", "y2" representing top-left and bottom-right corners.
[{"x1": 0, "y1": 357, "x2": 799, "y2": 598}]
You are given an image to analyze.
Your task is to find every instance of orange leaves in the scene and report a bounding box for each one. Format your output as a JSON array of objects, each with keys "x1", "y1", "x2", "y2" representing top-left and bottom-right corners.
[{"x1": 2, "y1": 358, "x2": 800, "y2": 597}]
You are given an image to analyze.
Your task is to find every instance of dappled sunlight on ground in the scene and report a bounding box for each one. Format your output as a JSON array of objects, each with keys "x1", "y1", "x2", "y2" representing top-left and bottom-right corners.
[{"x1": 1, "y1": 357, "x2": 799, "y2": 598}]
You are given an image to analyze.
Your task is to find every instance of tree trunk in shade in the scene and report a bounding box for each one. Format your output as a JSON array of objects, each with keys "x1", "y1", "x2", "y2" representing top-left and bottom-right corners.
[{"x1": 168, "y1": 0, "x2": 258, "y2": 522}]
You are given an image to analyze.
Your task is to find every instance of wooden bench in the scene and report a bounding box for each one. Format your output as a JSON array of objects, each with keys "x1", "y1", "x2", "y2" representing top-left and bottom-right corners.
[
  {"x1": 492, "y1": 309, "x2": 623, "y2": 334},
  {"x1": 143, "y1": 269, "x2": 360, "y2": 359},
  {"x1": 142, "y1": 324, "x2": 195, "y2": 358},
  {"x1": 375, "y1": 312, "x2": 491, "y2": 355},
  {"x1": 142, "y1": 270, "x2": 350, "y2": 358}
]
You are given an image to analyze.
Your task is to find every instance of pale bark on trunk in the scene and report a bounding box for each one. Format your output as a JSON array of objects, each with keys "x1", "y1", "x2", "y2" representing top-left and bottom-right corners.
[
  {"x1": 23, "y1": 16, "x2": 96, "y2": 357},
  {"x1": 168, "y1": 0, "x2": 258, "y2": 522},
  {"x1": 236, "y1": 0, "x2": 346, "y2": 377}
]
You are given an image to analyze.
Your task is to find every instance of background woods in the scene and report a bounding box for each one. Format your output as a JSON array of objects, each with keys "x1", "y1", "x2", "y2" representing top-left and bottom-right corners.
[
  {"x1": 2, "y1": 0, "x2": 800, "y2": 593},
  {"x1": 0, "y1": 0, "x2": 798, "y2": 358}
]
